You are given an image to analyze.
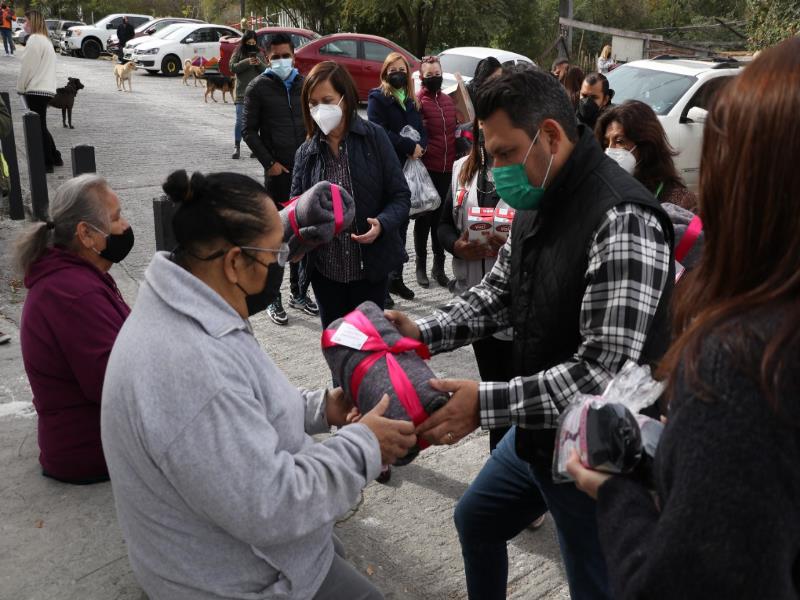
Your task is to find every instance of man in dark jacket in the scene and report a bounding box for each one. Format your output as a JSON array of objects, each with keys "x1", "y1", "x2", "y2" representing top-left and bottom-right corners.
[
  {"x1": 577, "y1": 72, "x2": 614, "y2": 130},
  {"x1": 243, "y1": 32, "x2": 317, "y2": 325},
  {"x1": 387, "y1": 65, "x2": 674, "y2": 599},
  {"x1": 115, "y1": 16, "x2": 135, "y2": 63}
]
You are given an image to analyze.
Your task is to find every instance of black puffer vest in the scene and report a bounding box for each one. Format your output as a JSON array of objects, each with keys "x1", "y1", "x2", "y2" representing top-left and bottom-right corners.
[{"x1": 510, "y1": 127, "x2": 675, "y2": 467}]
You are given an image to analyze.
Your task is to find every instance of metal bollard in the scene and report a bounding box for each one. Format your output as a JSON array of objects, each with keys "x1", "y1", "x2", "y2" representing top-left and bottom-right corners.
[
  {"x1": 22, "y1": 111, "x2": 49, "y2": 221},
  {"x1": 152, "y1": 195, "x2": 177, "y2": 252},
  {"x1": 0, "y1": 92, "x2": 24, "y2": 220},
  {"x1": 71, "y1": 145, "x2": 96, "y2": 177}
]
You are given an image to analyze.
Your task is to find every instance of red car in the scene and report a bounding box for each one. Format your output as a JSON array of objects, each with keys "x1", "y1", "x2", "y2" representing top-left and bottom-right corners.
[
  {"x1": 293, "y1": 33, "x2": 420, "y2": 101},
  {"x1": 219, "y1": 26, "x2": 320, "y2": 77}
]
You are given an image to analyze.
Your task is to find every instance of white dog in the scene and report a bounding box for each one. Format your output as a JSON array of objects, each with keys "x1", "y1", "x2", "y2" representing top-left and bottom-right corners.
[{"x1": 114, "y1": 62, "x2": 137, "y2": 92}]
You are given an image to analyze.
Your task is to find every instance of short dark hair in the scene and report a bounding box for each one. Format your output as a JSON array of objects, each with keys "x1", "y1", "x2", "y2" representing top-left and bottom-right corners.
[
  {"x1": 163, "y1": 170, "x2": 277, "y2": 258},
  {"x1": 472, "y1": 56, "x2": 502, "y2": 88},
  {"x1": 584, "y1": 72, "x2": 613, "y2": 100},
  {"x1": 551, "y1": 57, "x2": 569, "y2": 70},
  {"x1": 475, "y1": 64, "x2": 579, "y2": 143},
  {"x1": 301, "y1": 61, "x2": 359, "y2": 138},
  {"x1": 268, "y1": 32, "x2": 294, "y2": 52}
]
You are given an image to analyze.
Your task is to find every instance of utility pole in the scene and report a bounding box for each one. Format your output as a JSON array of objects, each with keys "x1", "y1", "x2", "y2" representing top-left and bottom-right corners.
[
  {"x1": 559, "y1": 0, "x2": 574, "y2": 52},
  {"x1": 240, "y1": 0, "x2": 245, "y2": 21}
]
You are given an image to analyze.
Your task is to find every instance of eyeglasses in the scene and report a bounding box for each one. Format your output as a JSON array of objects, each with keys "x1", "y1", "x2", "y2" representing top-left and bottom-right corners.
[
  {"x1": 240, "y1": 242, "x2": 290, "y2": 267},
  {"x1": 420, "y1": 55, "x2": 439, "y2": 64}
]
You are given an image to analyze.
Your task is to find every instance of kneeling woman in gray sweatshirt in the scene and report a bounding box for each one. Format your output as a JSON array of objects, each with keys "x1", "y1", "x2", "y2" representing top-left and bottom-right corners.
[{"x1": 101, "y1": 170, "x2": 416, "y2": 600}]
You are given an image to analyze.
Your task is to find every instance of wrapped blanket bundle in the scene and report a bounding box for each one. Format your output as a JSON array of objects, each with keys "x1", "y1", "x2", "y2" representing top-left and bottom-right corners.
[
  {"x1": 280, "y1": 181, "x2": 355, "y2": 259},
  {"x1": 321, "y1": 301, "x2": 449, "y2": 464}
]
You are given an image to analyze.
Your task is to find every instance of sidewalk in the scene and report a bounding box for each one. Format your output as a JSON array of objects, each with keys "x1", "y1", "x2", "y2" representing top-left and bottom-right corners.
[{"x1": 0, "y1": 50, "x2": 569, "y2": 600}]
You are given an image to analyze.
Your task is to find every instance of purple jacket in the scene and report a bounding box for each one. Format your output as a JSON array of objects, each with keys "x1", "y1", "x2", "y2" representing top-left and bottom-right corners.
[
  {"x1": 20, "y1": 247, "x2": 130, "y2": 482},
  {"x1": 418, "y1": 87, "x2": 458, "y2": 174}
]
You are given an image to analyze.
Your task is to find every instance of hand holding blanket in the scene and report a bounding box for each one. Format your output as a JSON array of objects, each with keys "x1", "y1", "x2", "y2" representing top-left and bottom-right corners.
[
  {"x1": 322, "y1": 301, "x2": 449, "y2": 464},
  {"x1": 281, "y1": 181, "x2": 356, "y2": 259}
]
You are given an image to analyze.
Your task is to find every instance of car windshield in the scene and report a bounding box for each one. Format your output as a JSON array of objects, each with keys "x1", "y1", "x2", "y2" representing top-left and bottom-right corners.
[
  {"x1": 135, "y1": 20, "x2": 156, "y2": 33},
  {"x1": 152, "y1": 24, "x2": 184, "y2": 39},
  {"x1": 439, "y1": 54, "x2": 482, "y2": 78},
  {"x1": 162, "y1": 26, "x2": 193, "y2": 40},
  {"x1": 607, "y1": 65, "x2": 698, "y2": 115}
]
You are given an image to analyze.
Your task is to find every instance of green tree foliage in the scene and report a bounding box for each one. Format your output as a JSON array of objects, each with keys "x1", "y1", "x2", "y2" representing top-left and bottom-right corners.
[{"x1": 747, "y1": 0, "x2": 800, "y2": 49}]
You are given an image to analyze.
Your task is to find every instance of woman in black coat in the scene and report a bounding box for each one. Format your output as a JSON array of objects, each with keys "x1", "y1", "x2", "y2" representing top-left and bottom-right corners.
[
  {"x1": 567, "y1": 38, "x2": 800, "y2": 600},
  {"x1": 367, "y1": 51, "x2": 427, "y2": 306},
  {"x1": 291, "y1": 61, "x2": 410, "y2": 330}
]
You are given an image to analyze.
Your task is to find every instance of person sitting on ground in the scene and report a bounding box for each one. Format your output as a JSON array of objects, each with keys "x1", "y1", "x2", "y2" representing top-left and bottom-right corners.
[
  {"x1": 101, "y1": 169, "x2": 416, "y2": 600},
  {"x1": 577, "y1": 71, "x2": 614, "y2": 130},
  {"x1": 596, "y1": 100, "x2": 697, "y2": 212},
  {"x1": 14, "y1": 174, "x2": 133, "y2": 484},
  {"x1": 568, "y1": 37, "x2": 800, "y2": 600}
]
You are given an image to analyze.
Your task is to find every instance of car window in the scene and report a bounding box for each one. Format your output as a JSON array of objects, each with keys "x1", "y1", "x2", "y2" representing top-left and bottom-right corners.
[
  {"x1": 320, "y1": 40, "x2": 357, "y2": 59},
  {"x1": 363, "y1": 41, "x2": 392, "y2": 63},
  {"x1": 189, "y1": 28, "x2": 218, "y2": 43},
  {"x1": 129, "y1": 17, "x2": 150, "y2": 28},
  {"x1": 291, "y1": 34, "x2": 312, "y2": 49},
  {"x1": 607, "y1": 66, "x2": 697, "y2": 115},
  {"x1": 215, "y1": 28, "x2": 234, "y2": 40},
  {"x1": 108, "y1": 17, "x2": 123, "y2": 28},
  {"x1": 163, "y1": 26, "x2": 189, "y2": 40},
  {"x1": 684, "y1": 76, "x2": 731, "y2": 113},
  {"x1": 439, "y1": 54, "x2": 482, "y2": 78}
]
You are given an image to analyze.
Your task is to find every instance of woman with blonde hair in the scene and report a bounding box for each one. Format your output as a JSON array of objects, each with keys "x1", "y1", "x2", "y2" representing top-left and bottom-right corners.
[
  {"x1": 367, "y1": 51, "x2": 426, "y2": 306},
  {"x1": 16, "y1": 9, "x2": 61, "y2": 173},
  {"x1": 597, "y1": 44, "x2": 614, "y2": 74}
]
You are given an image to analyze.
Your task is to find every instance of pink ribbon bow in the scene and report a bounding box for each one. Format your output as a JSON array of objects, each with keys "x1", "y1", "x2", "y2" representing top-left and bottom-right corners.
[{"x1": 284, "y1": 183, "x2": 345, "y2": 244}]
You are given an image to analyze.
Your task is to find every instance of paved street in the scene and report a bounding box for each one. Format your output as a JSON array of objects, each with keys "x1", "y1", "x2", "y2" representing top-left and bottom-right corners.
[{"x1": 0, "y1": 50, "x2": 568, "y2": 600}]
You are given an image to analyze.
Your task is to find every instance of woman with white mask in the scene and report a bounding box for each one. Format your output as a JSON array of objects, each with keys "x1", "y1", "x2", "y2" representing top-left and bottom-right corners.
[{"x1": 291, "y1": 61, "x2": 411, "y2": 331}]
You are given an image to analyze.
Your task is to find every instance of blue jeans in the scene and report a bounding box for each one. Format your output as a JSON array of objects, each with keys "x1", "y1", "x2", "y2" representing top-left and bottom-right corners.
[
  {"x1": 234, "y1": 102, "x2": 244, "y2": 144},
  {"x1": 1, "y1": 28, "x2": 13, "y2": 54},
  {"x1": 454, "y1": 427, "x2": 611, "y2": 600}
]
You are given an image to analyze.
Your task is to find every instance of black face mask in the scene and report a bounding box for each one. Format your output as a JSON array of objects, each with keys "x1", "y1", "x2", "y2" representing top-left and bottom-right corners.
[
  {"x1": 387, "y1": 71, "x2": 408, "y2": 90},
  {"x1": 422, "y1": 75, "x2": 443, "y2": 93},
  {"x1": 241, "y1": 257, "x2": 283, "y2": 317},
  {"x1": 578, "y1": 96, "x2": 600, "y2": 127},
  {"x1": 91, "y1": 225, "x2": 134, "y2": 263}
]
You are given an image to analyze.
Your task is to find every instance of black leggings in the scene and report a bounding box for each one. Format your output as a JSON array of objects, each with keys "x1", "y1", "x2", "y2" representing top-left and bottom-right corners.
[
  {"x1": 472, "y1": 336, "x2": 515, "y2": 452},
  {"x1": 24, "y1": 94, "x2": 60, "y2": 168},
  {"x1": 311, "y1": 271, "x2": 389, "y2": 329},
  {"x1": 413, "y1": 170, "x2": 451, "y2": 262}
]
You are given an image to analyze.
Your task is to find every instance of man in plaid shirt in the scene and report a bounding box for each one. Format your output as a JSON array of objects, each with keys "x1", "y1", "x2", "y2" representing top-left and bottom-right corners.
[{"x1": 388, "y1": 66, "x2": 673, "y2": 599}]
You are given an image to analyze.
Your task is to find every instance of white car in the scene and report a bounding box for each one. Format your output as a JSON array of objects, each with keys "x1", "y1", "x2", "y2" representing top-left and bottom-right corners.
[
  {"x1": 123, "y1": 23, "x2": 185, "y2": 62},
  {"x1": 607, "y1": 57, "x2": 744, "y2": 191},
  {"x1": 413, "y1": 46, "x2": 535, "y2": 91},
  {"x1": 133, "y1": 23, "x2": 239, "y2": 76},
  {"x1": 61, "y1": 13, "x2": 151, "y2": 59}
]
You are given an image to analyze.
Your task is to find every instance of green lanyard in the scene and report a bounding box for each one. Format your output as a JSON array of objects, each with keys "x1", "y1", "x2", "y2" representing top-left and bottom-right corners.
[{"x1": 655, "y1": 182, "x2": 664, "y2": 199}]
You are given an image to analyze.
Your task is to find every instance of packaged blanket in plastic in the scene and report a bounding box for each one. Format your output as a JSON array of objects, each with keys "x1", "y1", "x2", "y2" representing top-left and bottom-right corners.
[
  {"x1": 399, "y1": 125, "x2": 441, "y2": 217},
  {"x1": 321, "y1": 301, "x2": 449, "y2": 464},
  {"x1": 281, "y1": 181, "x2": 355, "y2": 260},
  {"x1": 552, "y1": 362, "x2": 666, "y2": 487}
]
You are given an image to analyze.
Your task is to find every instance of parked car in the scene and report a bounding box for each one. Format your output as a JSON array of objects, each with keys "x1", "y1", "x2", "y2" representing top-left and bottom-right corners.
[
  {"x1": 50, "y1": 20, "x2": 85, "y2": 51},
  {"x1": 412, "y1": 46, "x2": 535, "y2": 92},
  {"x1": 132, "y1": 23, "x2": 240, "y2": 76},
  {"x1": 607, "y1": 56, "x2": 743, "y2": 191},
  {"x1": 61, "y1": 13, "x2": 151, "y2": 59},
  {"x1": 11, "y1": 16, "x2": 25, "y2": 33},
  {"x1": 293, "y1": 33, "x2": 420, "y2": 101},
  {"x1": 218, "y1": 26, "x2": 319, "y2": 77},
  {"x1": 108, "y1": 17, "x2": 204, "y2": 53},
  {"x1": 14, "y1": 18, "x2": 58, "y2": 46},
  {"x1": 122, "y1": 22, "x2": 184, "y2": 62}
]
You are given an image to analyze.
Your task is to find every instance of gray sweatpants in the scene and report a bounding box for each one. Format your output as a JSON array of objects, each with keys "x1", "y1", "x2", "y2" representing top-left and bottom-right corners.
[{"x1": 312, "y1": 536, "x2": 384, "y2": 600}]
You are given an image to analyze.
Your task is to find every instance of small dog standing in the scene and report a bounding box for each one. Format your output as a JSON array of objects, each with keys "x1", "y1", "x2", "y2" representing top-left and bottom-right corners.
[
  {"x1": 183, "y1": 59, "x2": 206, "y2": 86},
  {"x1": 204, "y1": 74, "x2": 234, "y2": 104},
  {"x1": 114, "y1": 61, "x2": 136, "y2": 92},
  {"x1": 48, "y1": 77, "x2": 84, "y2": 129}
]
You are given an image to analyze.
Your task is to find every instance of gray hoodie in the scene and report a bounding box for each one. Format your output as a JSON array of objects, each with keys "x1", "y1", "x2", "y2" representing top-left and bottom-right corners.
[{"x1": 101, "y1": 252, "x2": 381, "y2": 600}]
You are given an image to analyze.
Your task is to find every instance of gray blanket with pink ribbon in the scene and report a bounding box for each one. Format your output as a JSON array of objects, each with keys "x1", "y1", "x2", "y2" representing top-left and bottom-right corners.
[
  {"x1": 321, "y1": 301, "x2": 449, "y2": 464},
  {"x1": 280, "y1": 181, "x2": 355, "y2": 260}
]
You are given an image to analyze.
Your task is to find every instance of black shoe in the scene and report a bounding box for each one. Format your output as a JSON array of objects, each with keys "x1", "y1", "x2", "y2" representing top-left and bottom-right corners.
[
  {"x1": 432, "y1": 257, "x2": 450, "y2": 288},
  {"x1": 288, "y1": 293, "x2": 319, "y2": 316},
  {"x1": 45, "y1": 164, "x2": 54, "y2": 173},
  {"x1": 384, "y1": 294, "x2": 395, "y2": 309},
  {"x1": 376, "y1": 465, "x2": 392, "y2": 484},
  {"x1": 267, "y1": 297, "x2": 288, "y2": 326},
  {"x1": 231, "y1": 145, "x2": 240, "y2": 159},
  {"x1": 415, "y1": 257, "x2": 429, "y2": 287},
  {"x1": 389, "y1": 277, "x2": 415, "y2": 300}
]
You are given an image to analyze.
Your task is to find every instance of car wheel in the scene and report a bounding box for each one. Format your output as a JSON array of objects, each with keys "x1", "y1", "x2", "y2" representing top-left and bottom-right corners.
[
  {"x1": 161, "y1": 55, "x2": 181, "y2": 77},
  {"x1": 81, "y1": 39, "x2": 101, "y2": 59}
]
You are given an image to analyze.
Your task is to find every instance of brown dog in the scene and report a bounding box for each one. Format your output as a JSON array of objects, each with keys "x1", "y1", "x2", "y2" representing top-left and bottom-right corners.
[
  {"x1": 204, "y1": 74, "x2": 234, "y2": 104},
  {"x1": 183, "y1": 59, "x2": 206, "y2": 86},
  {"x1": 114, "y1": 62, "x2": 136, "y2": 92}
]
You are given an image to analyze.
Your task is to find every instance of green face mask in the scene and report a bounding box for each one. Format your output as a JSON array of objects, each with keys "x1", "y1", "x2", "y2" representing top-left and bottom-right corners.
[{"x1": 492, "y1": 129, "x2": 554, "y2": 211}]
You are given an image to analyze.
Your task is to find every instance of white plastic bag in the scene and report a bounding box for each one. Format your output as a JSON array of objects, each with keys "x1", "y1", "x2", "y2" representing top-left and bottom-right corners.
[{"x1": 399, "y1": 125, "x2": 440, "y2": 216}]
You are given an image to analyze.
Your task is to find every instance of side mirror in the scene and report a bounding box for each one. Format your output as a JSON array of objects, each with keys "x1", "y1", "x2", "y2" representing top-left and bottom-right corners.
[
  {"x1": 183, "y1": 37, "x2": 194, "y2": 44},
  {"x1": 685, "y1": 106, "x2": 708, "y2": 124},
  {"x1": 145, "y1": 28, "x2": 155, "y2": 35}
]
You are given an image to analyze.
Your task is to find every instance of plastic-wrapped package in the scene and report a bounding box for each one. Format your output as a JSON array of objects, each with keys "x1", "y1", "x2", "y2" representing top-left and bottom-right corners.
[
  {"x1": 399, "y1": 125, "x2": 441, "y2": 216},
  {"x1": 280, "y1": 181, "x2": 355, "y2": 260},
  {"x1": 553, "y1": 361, "x2": 666, "y2": 485},
  {"x1": 321, "y1": 301, "x2": 448, "y2": 464}
]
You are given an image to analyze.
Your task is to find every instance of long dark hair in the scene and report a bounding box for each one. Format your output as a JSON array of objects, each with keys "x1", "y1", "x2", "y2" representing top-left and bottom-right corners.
[
  {"x1": 300, "y1": 61, "x2": 359, "y2": 138},
  {"x1": 562, "y1": 65, "x2": 584, "y2": 110},
  {"x1": 235, "y1": 29, "x2": 257, "y2": 56},
  {"x1": 595, "y1": 100, "x2": 684, "y2": 194},
  {"x1": 459, "y1": 114, "x2": 483, "y2": 187},
  {"x1": 659, "y1": 37, "x2": 800, "y2": 408}
]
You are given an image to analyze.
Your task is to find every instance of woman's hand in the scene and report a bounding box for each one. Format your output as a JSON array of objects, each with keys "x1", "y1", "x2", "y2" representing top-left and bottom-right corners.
[
  {"x1": 566, "y1": 450, "x2": 613, "y2": 500},
  {"x1": 384, "y1": 310, "x2": 422, "y2": 340},
  {"x1": 359, "y1": 395, "x2": 417, "y2": 465},
  {"x1": 485, "y1": 234, "x2": 506, "y2": 257},
  {"x1": 454, "y1": 230, "x2": 490, "y2": 261},
  {"x1": 411, "y1": 144, "x2": 425, "y2": 160},
  {"x1": 351, "y1": 218, "x2": 382, "y2": 244},
  {"x1": 325, "y1": 387, "x2": 357, "y2": 428}
]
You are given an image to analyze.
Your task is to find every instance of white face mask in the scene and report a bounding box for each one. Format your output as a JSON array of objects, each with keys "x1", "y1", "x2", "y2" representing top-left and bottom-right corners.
[
  {"x1": 310, "y1": 97, "x2": 343, "y2": 135},
  {"x1": 605, "y1": 146, "x2": 638, "y2": 174}
]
